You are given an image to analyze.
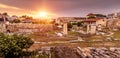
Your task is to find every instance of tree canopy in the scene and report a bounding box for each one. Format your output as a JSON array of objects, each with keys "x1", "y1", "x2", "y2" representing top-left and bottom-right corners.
[
  {"x1": 87, "y1": 13, "x2": 107, "y2": 19},
  {"x1": 0, "y1": 33, "x2": 34, "y2": 58}
]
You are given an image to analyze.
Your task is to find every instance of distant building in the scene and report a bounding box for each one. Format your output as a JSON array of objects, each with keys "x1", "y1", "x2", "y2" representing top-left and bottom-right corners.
[
  {"x1": 22, "y1": 18, "x2": 32, "y2": 23},
  {"x1": 82, "y1": 18, "x2": 107, "y2": 34},
  {"x1": 10, "y1": 15, "x2": 18, "y2": 21},
  {"x1": 107, "y1": 12, "x2": 120, "y2": 19},
  {"x1": 82, "y1": 18, "x2": 107, "y2": 27}
]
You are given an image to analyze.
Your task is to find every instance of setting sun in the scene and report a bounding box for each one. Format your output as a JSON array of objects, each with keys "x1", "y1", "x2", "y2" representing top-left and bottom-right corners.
[
  {"x1": 33, "y1": 11, "x2": 56, "y2": 19},
  {"x1": 38, "y1": 11, "x2": 47, "y2": 17}
]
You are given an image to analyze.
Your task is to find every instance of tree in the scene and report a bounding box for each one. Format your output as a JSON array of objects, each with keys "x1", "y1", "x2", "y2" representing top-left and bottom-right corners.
[
  {"x1": 87, "y1": 13, "x2": 96, "y2": 19},
  {"x1": 77, "y1": 22, "x2": 82, "y2": 27},
  {"x1": 67, "y1": 22, "x2": 73, "y2": 28},
  {"x1": 87, "y1": 13, "x2": 107, "y2": 19},
  {"x1": 0, "y1": 33, "x2": 34, "y2": 58},
  {"x1": 2, "y1": 12, "x2": 8, "y2": 16},
  {"x1": 72, "y1": 22, "x2": 77, "y2": 25},
  {"x1": 95, "y1": 14, "x2": 106, "y2": 18}
]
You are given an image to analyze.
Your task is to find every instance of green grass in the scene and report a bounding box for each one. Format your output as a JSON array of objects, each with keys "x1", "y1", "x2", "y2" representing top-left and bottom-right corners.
[
  {"x1": 83, "y1": 35, "x2": 106, "y2": 42},
  {"x1": 29, "y1": 30, "x2": 120, "y2": 50}
]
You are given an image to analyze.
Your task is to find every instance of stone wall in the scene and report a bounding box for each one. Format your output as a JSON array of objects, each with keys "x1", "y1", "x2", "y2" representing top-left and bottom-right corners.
[
  {"x1": 0, "y1": 23, "x2": 6, "y2": 32},
  {"x1": 7, "y1": 23, "x2": 53, "y2": 33}
]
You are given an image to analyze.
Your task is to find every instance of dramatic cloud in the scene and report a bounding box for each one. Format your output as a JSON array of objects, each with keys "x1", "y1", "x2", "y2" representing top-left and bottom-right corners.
[
  {"x1": 0, "y1": 3, "x2": 35, "y2": 16},
  {"x1": 0, "y1": 0, "x2": 120, "y2": 16}
]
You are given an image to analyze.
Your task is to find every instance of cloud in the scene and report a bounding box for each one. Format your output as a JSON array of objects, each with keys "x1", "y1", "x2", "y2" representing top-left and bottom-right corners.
[
  {"x1": 0, "y1": 3, "x2": 35, "y2": 16},
  {"x1": 0, "y1": 3, "x2": 22, "y2": 10},
  {"x1": 0, "y1": 0, "x2": 120, "y2": 17}
]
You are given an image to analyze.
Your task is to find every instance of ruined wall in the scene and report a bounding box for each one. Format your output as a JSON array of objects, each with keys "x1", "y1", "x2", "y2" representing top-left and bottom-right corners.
[
  {"x1": 107, "y1": 19, "x2": 120, "y2": 29},
  {"x1": 96, "y1": 19, "x2": 107, "y2": 27},
  {"x1": 0, "y1": 23, "x2": 6, "y2": 32},
  {"x1": 7, "y1": 23, "x2": 53, "y2": 33}
]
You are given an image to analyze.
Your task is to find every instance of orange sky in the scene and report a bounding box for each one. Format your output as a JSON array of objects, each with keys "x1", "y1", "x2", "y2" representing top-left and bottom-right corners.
[
  {"x1": 0, "y1": 3, "x2": 57, "y2": 18},
  {"x1": 0, "y1": 0, "x2": 120, "y2": 17},
  {"x1": 0, "y1": 4, "x2": 32, "y2": 16}
]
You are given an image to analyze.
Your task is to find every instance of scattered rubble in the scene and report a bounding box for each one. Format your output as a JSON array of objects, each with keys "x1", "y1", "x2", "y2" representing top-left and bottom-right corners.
[
  {"x1": 31, "y1": 46, "x2": 120, "y2": 58},
  {"x1": 76, "y1": 47, "x2": 120, "y2": 58}
]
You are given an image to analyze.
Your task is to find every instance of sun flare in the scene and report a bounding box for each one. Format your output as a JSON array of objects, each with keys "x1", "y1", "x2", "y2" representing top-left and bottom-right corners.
[
  {"x1": 38, "y1": 11, "x2": 47, "y2": 17},
  {"x1": 33, "y1": 11, "x2": 56, "y2": 19}
]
